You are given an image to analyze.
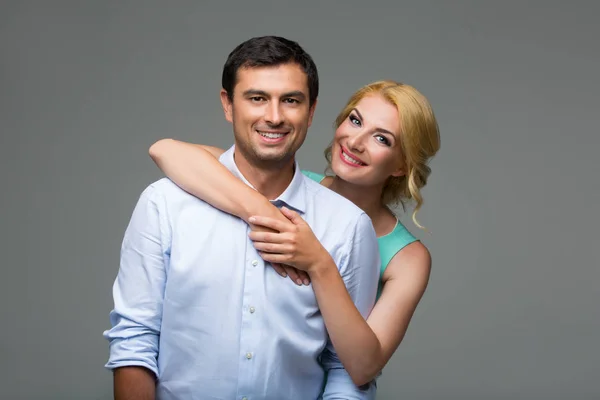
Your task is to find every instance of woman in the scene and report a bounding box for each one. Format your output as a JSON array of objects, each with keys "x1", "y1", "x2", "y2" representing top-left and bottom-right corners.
[{"x1": 149, "y1": 80, "x2": 440, "y2": 386}]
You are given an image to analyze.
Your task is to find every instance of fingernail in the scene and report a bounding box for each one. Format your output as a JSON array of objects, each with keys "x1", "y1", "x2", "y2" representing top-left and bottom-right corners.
[
  {"x1": 249, "y1": 217, "x2": 256, "y2": 223},
  {"x1": 281, "y1": 272, "x2": 287, "y2": 278},
  {"x1": 303, "y1": 279, "x2": 310, "y2": 285},
  {"x1": 296, "y1": 279, "x2": 303, "y2": 286}
]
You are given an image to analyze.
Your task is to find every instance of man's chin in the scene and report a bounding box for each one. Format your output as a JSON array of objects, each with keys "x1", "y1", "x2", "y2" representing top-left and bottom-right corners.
[
  {"x1": 256, "y1": 151, "x2": 291, "y2": 163},
  {"x1": 250, "y1": 146, "x2": 295, "y2": 164}
]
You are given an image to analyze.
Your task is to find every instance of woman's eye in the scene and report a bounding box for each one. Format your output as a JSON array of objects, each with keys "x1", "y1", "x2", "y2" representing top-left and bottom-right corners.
[
  {"x1": 375, "y1": 135, "x2": 390, "y2": 146},
  {"x1": 349, "y1": 114, "x2": 361, "y2": 126}
]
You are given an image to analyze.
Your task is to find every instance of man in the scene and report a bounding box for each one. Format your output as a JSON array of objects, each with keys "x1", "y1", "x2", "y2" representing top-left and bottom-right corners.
[{"x1": 104, "y1": 35, "x2": 380, "y2": 399}]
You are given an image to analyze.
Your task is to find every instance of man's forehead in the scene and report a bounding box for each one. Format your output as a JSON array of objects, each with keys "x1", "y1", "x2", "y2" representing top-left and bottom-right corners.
[{"x1": 235, "y1": 64, "x2": 308, "y2": 94}]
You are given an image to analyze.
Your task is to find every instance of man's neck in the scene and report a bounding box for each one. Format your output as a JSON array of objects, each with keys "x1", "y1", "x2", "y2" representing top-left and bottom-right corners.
[{"x1": 233, "y1": 151, "x2": 295, "y2": 200}]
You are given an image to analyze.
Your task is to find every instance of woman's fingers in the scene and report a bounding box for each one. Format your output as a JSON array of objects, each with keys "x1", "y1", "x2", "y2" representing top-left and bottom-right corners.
[
  {"x1": 283, "y1": 265, "x2": 310, "y2": 286},
  {"x1": 249, "y1": 231, "x2": 288, "y2": 244},
  {"x1": 248, "y1": 216, "x2": 292, "y2": 232},
  {"x1": 268, "y1": 263, "x2": 310, "y2": 286},
  {"x1": 294, "y1": 269, "x2": 311, "y2": 285},
  {"x1": 253, "y1": 241, "x2": 290, "y2": 254},
  {"x1": 249, "y1": 222, "x2": 278, "y2": 234},
  {"x1": 271, "y1": 262, "x2": 288, "y2": 278},
  {"x1": 283, "y1": 265, "x2": 302, "y2": 285}
]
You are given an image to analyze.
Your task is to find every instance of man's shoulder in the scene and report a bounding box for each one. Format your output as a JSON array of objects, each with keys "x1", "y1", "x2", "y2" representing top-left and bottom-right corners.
[
  {"x1": 140, "y1": 177, "x2": 208, "y2": 208},
  {"x1": 141, "y1": 177, "x2": 188, "y2": 199},
  {"x1": 301, "y1": 175, "x2": 370, "y2": 228}
]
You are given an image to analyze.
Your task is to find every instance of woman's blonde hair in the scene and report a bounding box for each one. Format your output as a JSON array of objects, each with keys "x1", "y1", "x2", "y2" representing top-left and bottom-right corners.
[{"x1": 324, "y1": 80, "x2": 440, "y2": 229}]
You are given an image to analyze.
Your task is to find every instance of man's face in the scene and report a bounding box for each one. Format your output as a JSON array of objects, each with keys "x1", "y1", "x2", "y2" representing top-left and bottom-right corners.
[{"x1": 220, "y1": 63, "x2": 316, "y2": 167}]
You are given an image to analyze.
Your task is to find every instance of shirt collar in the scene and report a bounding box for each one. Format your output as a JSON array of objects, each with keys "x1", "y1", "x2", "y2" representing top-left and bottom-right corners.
[{"x1": 219, "y1": 145, "x2": 307, "y2": 214}]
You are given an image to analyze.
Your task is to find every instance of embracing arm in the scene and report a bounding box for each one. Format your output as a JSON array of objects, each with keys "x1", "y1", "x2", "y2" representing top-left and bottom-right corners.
[
  {"x1": 315, "y1": 213, "x2": 379, "y2": 398},
  {"x1": 249, "y1": 209, "x2": 431, "y2": 387},
  {"x1": 149, "y1": 139, "x2": 278, "y2": 223},
  {"x1": 149, "y1": 139, "x2": 311, "y2": 285},
  {"x1": 314, "y1": 239, "x2": 431, "y2": 386}
]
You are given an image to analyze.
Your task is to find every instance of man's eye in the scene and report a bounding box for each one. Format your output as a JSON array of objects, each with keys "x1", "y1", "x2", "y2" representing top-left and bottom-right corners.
[{"x1": 284, "y1": 98, "x2": 299, "y2": 104}]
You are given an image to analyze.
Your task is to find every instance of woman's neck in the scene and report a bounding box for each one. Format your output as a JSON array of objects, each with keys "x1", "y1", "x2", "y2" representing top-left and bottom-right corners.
[{"x1": 327, "y1": 176, "x2": 394, "y2": 234}]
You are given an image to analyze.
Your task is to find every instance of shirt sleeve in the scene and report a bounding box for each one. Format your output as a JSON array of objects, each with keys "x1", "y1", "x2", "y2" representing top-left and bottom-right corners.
[
  {"x1": 102, "y1": 184, "x2": 171, "y2": 377},
  {"x1": 321, "y1": 212, "x2": 380, "y2": 399}
]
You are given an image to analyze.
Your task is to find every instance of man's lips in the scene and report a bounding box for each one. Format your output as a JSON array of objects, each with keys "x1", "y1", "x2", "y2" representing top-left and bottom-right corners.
[
  {"x1": 257, "y1": 130, "x2": 289, "y2": 138},
  {"x1": 256, "y1": 129, "x2": 290, "y2": 143}
]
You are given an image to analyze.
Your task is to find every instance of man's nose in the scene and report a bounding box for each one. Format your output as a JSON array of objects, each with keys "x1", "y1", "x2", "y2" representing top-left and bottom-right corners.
[{"x1": 265, "y1": 102, "x2": 283, "y2": 125}]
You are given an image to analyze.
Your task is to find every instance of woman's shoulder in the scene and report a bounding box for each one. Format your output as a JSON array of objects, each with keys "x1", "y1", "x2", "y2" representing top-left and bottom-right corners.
[
  {"x1": 387, "y1": 239, "x2": 431, "y2": 275},
  {"x1": 377, "y1": 218, "x2": 422, "y2": 273},
  {"x1": 383, "y1": 218, "x2": 431, "y2": 274},
  {"x1": 380, "y1": 219, "x2": 418, "y2": 249}
]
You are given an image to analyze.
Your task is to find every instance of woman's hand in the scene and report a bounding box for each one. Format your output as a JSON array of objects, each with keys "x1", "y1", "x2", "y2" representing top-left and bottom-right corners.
[
  {"x1": 247, "y1": 218, "x2": 310, "y2": 286},
  {"x1": 248, "y1": 207, "x2": 333, "y2": 279}
]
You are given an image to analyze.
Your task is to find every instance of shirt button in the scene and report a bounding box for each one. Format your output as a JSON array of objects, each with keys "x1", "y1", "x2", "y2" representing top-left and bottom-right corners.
[
  {"x1": 246, "y1": 352, "x2": 253, "y2": 359},
  {"x1": 249, "y1": 306, "x2": 255, "y2": 314},
  {"x1": 251, "y1": 260, "x2": 258, "y2": 266}
]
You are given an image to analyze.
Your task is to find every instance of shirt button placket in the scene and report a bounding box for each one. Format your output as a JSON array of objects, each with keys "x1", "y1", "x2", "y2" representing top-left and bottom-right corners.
[{"x1": 239, "y1": 252, "x2": 259, "y2": 397}]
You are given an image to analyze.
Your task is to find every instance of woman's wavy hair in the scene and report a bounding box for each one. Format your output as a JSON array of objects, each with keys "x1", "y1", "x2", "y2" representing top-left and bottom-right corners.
[{"x1": 324, "y1": 80, "x2": 440, "y2": 229}]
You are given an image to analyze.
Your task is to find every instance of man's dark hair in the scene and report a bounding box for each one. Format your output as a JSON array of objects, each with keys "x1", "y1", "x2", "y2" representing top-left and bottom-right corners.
[{"x1": 222, "y1": 36, "x2": 319, "y2": 107}]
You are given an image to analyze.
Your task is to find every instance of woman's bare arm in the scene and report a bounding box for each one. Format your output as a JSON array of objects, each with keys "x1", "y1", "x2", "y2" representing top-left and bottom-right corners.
[
  {"x1": 148, "y1": 139, "x2": 310, "y2": 284},
  {"x1": 248, "y1": 209, "x2": 432, "y2": 386},
  {"x1": 309, "y1": 241, "x2": 431, "y2": 385},
  {"x1": 149, "y1": 139, "x2": 431, "y2": 383},
  {"x1": 149, "y1": 139, "x2": 276, "y2": 222}
]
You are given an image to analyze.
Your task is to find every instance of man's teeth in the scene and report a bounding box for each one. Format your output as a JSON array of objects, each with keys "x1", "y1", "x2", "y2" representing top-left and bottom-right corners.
[
  {"x1": 342, "y1": 151, "x2": 364, "y2": 165},
  {"x1": 258, "y1": 131, "x2": 286, "y2": 139}
]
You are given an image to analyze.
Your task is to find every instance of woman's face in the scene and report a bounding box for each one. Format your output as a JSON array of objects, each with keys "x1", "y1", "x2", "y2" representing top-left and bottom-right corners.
[{"x1": 331, "y1": 94, "x2": 405, "y2": 187}]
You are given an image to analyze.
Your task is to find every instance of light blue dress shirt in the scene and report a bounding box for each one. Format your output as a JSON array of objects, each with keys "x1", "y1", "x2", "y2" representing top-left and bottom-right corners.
[{"x1": 104, "y1": 145, "x2": 380, "y2": 399}]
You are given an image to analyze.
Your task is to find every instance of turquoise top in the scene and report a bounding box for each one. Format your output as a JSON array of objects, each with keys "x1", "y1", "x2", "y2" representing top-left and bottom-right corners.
[{"x1": 301, "y1": 170, "x2": 418, "y2": 298}]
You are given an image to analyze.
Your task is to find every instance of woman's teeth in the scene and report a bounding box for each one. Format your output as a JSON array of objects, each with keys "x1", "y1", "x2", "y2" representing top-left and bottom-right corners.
[{"x1": 342, "y1": 150, "x2": 365, "y2": 165}]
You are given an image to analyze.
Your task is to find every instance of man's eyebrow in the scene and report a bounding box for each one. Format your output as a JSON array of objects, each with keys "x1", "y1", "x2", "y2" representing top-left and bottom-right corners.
[
  {"x1": 243, "y1": 89, "x2": 269, "y2": 97},
  {"x1": 281, "y1": 91, "x2": 306, "y2": 100},
  {"x1": 242, "y1": 89, "x2": 307, "y2": 100}
]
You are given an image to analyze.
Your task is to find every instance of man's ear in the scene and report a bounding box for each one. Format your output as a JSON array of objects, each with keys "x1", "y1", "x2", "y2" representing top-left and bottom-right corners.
[
  {"x1": 220, "y1": 89, "x2": 233, "y2": 122},
  {"x1": 307, "y1": 98, "x2": 318, "y2": 127}
]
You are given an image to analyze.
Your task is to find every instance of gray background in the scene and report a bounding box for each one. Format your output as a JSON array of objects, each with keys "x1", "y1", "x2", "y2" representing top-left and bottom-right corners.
[{"x1": 1, "y1": 1, "x2": 598, "y2": 399}]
